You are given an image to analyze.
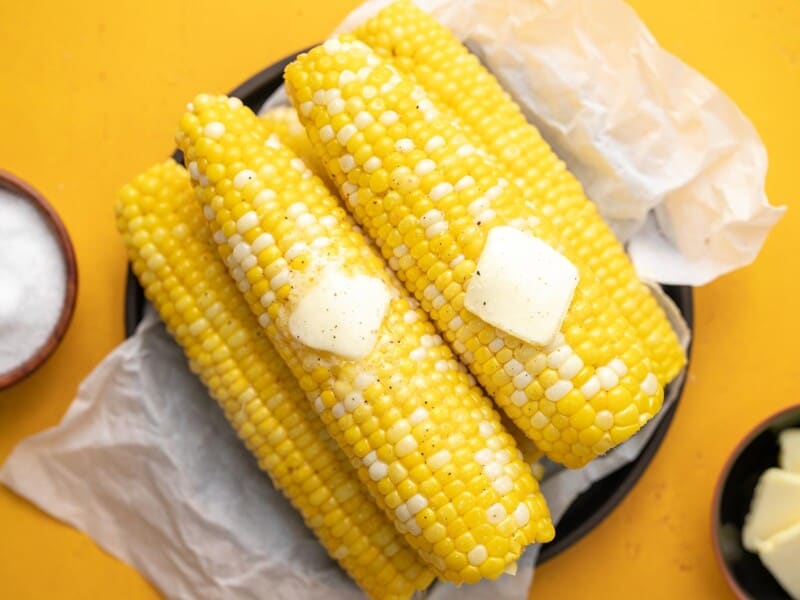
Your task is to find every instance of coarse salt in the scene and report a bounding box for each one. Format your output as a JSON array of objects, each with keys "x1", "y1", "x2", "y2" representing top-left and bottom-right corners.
[{"x1": 0, "y1": 188, "x2": 66, "y2": 374}]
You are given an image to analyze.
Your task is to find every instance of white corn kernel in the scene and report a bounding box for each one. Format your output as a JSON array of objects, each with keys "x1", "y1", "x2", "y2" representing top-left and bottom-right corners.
[
  {"x1": 407, "y1": 494, "x2": 428, "y2": 515},
  {"x1": 395, "y1": 138, "x2": 414, "y2": 153},
  {"x1": 233, "y1": 169, "x2": 256, "y2": 189},
  {"x1": 492, "y1": 476, "x2": 513, "y2": 495},
  {"x1": 597, "y1": 366, "x2": 619, "y2": 390},
  {"x1": 409, "y1": 407, "x2": 429, "y2": 425},
  {"x1": 319, "y1": 125, "x2": 335, "y2": 143},
  {"x1": 595, "y1": 410, "x2": 614, "y2": 431},
  {"x1": 337, "y1": 124, "x2": 357, "y2": 145},
  {"x1": 486, "y1": 503, "x2": 507, "y2": 525},
  {"x1": 513, "y1": 502, "x2": 530, "y2": 526},
  {"x1": 427, "y1": 450, "x2": 451, "y2": 470},
  {"x1": 475, "y1": 449, "x2": 494, "y2": 465},
  {"x1": 429, "y1": 182, "x2": 453, "y2": 201},
  {"x1": 424, "y1": 135, "x2": 445, "y2": 153},
  {"x1": 369, "y1": 460, "x2": 388, "y2": 481},
  {"x1": 468, "y1": 545, "x2": 488, "y2": 566},
  {"x1": 510, "y1": 390, "x2": 528, "y2": 407},
  {"x1": 545, "y1": 380, "x2": 573, "y2": 401},
  {"x1": 641, "y1": 372, "x2": 659, "y2": 395},
  {"x1": 580, "y1": 375, "x2": 601, "y2": 399},
  {"x1": 609, "y1": 358, "x2": 628, "y2": 376},
  {"x1": 559, "y1": 355, "x2": 584, "y2": 379},
  {"x1": 395, "y1": 435, "x2": 418, "y2": 457}
]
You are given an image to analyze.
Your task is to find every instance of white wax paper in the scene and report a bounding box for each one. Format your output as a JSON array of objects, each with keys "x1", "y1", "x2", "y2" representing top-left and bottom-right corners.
[{"x1": 3, "y1": 0, "x2": 769, "y2": 596}]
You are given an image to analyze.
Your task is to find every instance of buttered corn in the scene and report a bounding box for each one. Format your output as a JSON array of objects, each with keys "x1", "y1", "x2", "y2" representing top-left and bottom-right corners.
[
  {"x1": 115, "y1": 160, "x2": 434, "y2": 600},
  {"x1": 285, "y1": 38, "x2": 663, "y2": 468},
  {"x1": 263, "y1": 103, "x2": 549, "y2": 482},
  {"x1": 176, "y1": 95, "x2": 553, "y2": 583},
  {"x1": 354, "y1": 0, "x2": 685, "y2": 386}
]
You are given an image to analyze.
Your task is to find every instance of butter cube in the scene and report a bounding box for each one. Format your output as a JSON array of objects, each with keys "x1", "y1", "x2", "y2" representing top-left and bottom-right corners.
[
  {"x1": 742, "y1": 468, "x2": 800, "y2": 552},
  {"x1": 464, "y1": 226, "x2": 578, "y2": 346},
  {"x1": 780, "y1": 429, "x2": 800, "y2": 474},
  {"x1": 288, "y1": 269, "x2": 391, "y2": 361},
  {"x1": 759, "y1": 521, "x2": 800, "y2": 599}
]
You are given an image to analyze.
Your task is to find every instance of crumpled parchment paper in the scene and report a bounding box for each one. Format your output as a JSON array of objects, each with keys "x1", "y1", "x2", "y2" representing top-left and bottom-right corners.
[
  {"x1": 1, "y1": 300, "x2": 687, "y2": 600},
  {"x1": 0, "y1": 0, "x2": 774, "y2": 596}
]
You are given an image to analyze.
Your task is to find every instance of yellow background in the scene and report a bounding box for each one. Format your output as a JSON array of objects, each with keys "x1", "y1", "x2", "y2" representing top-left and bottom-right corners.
[{"x1": 0, "y1": 0, "x2": 797, "y2": 597}]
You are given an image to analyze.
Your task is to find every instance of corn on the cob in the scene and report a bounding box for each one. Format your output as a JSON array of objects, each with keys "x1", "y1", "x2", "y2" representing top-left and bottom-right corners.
[
  {"x1": 176, "y1": 95, "x2": 553, "y2": 583},
  {"x1": 353, "y1": 0, "x2": 686, "y2": 385},
  {"x1": 285, "y1": 38, "x2": 663, "y2": 469},
  {"x1": 115, "y1": 160, "x2": 434, "y2": 600}
]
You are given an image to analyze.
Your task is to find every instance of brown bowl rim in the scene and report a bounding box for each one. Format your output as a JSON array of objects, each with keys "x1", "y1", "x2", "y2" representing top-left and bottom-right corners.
[
  {"x1": 710, "y1": 403, "x2": 800, "y2": 600},
  {"x1": 0, "y1": 169, "x2": 78, "y2": 389}
]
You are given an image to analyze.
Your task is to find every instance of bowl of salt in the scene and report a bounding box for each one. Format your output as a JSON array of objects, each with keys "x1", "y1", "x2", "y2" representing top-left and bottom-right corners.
[{"x1": 0, "y1": 170, "x2": 77, "y2": 389}]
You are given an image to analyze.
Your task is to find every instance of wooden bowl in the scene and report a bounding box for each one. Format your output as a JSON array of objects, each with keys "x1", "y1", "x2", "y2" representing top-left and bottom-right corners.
[
  {"x1": 0, "y1": 170, "x2": 78, "y2": 389},
  {"x1": 711, "y1": 404, "x2": 800, "y2": 599}
]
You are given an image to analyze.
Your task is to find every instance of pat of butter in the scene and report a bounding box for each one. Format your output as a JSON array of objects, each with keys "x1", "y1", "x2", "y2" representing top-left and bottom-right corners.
[
  {"x1": 759, "y1": 521, "x2": 800, "y2": 599},
  {"x1": 780, "y1": 429, "x2": 800, "y2": 474},
  {"x1": 742, "y1": 468, "x2": 800, "y2": 552},
  {"x1": 464, "y1": 226, "x2": 578, "y2": 346},
  {"x1": 288, "y1": 269, "x2": 391, "y2": 361}
]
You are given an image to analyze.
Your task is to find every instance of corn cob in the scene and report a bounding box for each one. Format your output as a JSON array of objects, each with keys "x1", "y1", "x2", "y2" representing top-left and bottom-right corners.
[
  {"x1": 115, "y1": 160, "x2": 434, "y2": 600},
  {"x1": 284, "y1": 38, "x2": 663, "y2": 468},
  {"x1": 353, "y1": 0, "x2": 686, "y2": 385},
  {"x1": 176, "y1": 95, "x2": 553, "y2": 583}
]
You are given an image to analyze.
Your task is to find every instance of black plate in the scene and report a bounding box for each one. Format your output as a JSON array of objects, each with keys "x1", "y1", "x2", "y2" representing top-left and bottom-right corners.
[
  {"x1": 712, "y1": 405, "x2": 800, "y2": 599},
  {"x1": 124, "y1": 49, "x2": 694, "y2": 564}
]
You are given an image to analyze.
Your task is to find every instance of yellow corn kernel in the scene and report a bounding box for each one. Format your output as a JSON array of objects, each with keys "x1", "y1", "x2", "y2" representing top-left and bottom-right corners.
[
  {"x1": 115, "y1": 160, "x2": 433, "y2": 600},
  {"x1": 175, "y1": 95, "x2": 553, "y2": 582}
]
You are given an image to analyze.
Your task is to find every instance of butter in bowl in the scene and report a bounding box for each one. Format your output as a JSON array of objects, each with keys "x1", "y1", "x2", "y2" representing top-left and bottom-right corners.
[
  {"x1": 714, "y1": 406, "x2": 800, "y2": 600},
  {"x1": 742, "y1": 430, "x2": 800, "y2": 599}
]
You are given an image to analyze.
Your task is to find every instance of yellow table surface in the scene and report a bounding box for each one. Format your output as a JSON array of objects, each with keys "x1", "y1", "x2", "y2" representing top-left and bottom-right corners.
[{"x1": 0, "y1": 0, "x2": 797, "y2": 598}]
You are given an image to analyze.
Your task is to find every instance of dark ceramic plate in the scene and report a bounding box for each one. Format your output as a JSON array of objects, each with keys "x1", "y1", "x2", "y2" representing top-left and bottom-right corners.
[
  {"x1": 124, "y1": 49, "x2": 694, "y2": 563},
  {"x1": 712, "y1": 405, "x2": 800, "y2": 599}
]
